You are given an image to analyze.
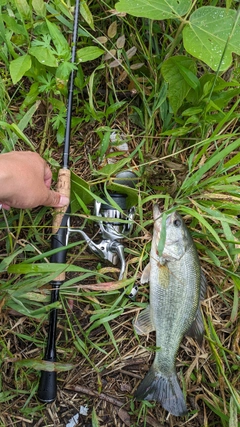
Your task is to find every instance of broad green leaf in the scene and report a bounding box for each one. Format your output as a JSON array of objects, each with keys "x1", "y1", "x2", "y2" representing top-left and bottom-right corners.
[
  {"x1": 52, "y1": 0, "x2": 72, "y2": 20},
  {"x1": 22, "y1": 82, "x2": 39, "y2": 108},
  {"x1": 77, "y1": 46, "x2": 104, "y2": 63},
  {"x1": 55, "y1": 62, "x2": 76, "y2": 93},
  {"x1": 96, "y1": 158, "x2": 131, "y2": 177},
  {"x1": 115, "y1": 0, "x2": 191, "y2": 19},
  {"x1": 161, "y1": 56, "x2": 197, "y2": 113},
  {"x1": 16, "y1": 358, "x2": 74, "y2": 372},
  {"x1": 29, "y1": 46, "x2": 58, "y2": 67},
  {"x1": 32, "y1": 0, "x2": 46, "y2": 17},
  {"x1": 100, "y1": 130, "x2": 111, "y2": 158},
  {"x1": 176, "y1": 64, "x2": 200, "y2": 90},
  {"x1": 105, "y1": 101, "x2": 126, "y2": 117},
  {"x1": 182, "y1": 106, "x2": 203, "y2": 116},
  {"x1": 2, "y1": 15, "x2": 27, "y2": 35},
  {"x1": 46, "y1": 19, "x2": 70, "y2": 58},
  {"x1": 183, "y1": 7, "x2": 240, "y2": 71},
  {"x1": 9, "y1": 54, "x2": 32, "y2": 84},
  {"x1": 80, "y1": 0, "x2": 94, "y2": 30},
  {"x1": 13, "y1": 0, "x2": 30, "y2": 19},
  {"x1": 71, "y1": 171, "x2": 92, "y2": 213}
]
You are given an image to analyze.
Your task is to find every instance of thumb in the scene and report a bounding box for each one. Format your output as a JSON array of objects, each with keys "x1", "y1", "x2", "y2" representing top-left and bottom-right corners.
[{"x1": 44, "y1": 190, "x2": 69, "y2": 208}]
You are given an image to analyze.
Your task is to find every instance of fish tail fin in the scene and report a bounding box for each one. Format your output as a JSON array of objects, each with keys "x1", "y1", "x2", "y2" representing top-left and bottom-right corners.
[{"x1": 134, "y1": 366, "x2": 187, "y2": 417}]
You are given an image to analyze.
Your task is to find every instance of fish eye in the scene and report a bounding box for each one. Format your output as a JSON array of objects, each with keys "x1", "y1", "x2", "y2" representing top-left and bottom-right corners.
[{"x1": 173, "y1": 219, "x2": 181, "y2": 227}]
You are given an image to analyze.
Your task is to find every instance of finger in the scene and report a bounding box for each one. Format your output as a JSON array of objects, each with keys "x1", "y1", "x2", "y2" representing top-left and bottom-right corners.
[
  {"x1": 1, "y1": 203, "x2": 11, "y2": 210},
  {"x1": 43, "y1": 163, "x2": 52, "y2": 189},
  {"x1": 43, "y1": 190, "x2": 69, "y2": 208}
]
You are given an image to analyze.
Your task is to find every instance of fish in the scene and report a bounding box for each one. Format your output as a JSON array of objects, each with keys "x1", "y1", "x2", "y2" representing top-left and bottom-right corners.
[{"x1": 134, "y1": 205, "x2": 206, "y2": 417}]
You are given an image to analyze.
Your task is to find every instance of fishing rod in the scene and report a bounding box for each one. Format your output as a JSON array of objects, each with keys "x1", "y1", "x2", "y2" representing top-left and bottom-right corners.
[{"x1": 37, "y1": 0, "x2": 80, "y2": 403}]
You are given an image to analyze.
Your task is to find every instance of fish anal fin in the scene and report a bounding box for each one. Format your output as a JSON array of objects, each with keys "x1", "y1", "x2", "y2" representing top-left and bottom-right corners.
[
  {"x1": 133, "y1": 305, "x2": 155, "y2": 335},
  {"x1": 186, "y1": 304, "x2": 204, "y2": 344},
  {"x1": 141, "y1": 262, "x2": 151, "y2": 284},
  {"x1": 134, "y1": 366, "x2": 188, "y2": 417}
]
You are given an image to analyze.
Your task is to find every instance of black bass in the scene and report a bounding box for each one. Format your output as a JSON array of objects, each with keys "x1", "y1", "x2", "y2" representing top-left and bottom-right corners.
[{"x1": 134, "y1": 205, "x2": 206, "y2": 416}]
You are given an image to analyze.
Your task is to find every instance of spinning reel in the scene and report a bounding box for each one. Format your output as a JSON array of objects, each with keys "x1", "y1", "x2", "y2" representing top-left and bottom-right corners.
[{"x1": 68, "y1": 171, "x2": 138, "y2": 296}]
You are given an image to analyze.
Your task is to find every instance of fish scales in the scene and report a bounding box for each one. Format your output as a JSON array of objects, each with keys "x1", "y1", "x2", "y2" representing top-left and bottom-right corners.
[
  {"x1": 134, "y1": 205, "x2": 206, "y2": 416},
  {"x1": 152, "y1": 246, "x2": 200, "y2": 370}
]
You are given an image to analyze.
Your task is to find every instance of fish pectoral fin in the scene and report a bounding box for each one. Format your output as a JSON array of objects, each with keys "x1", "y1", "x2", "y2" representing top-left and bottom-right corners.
[
  {"x1": 133, "y1": 305, "x2": 155, "y2": 335},
  {"x1": 141, "y1": 262, "x2": 151, "y2": 284},
  {"x1": 185, "y1": 304, "x2": 204, "y2": 344}
]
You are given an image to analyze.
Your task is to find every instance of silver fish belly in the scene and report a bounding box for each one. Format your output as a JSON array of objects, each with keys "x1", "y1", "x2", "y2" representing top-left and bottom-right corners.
[{"x1": 134, "y1": 205, "x2": 206, "y2": 417}]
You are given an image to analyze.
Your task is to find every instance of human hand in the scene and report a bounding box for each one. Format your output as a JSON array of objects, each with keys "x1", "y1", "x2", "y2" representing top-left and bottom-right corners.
[{"x1": 0, "y1": 151, "x2": 69, "y2": 209}]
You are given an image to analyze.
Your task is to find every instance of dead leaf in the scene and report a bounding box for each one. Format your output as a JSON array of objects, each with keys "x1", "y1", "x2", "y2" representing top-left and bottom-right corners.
[
  {"x1": 146, "y1": 415, "x2": 163, "y2": 427},
  {"x1": 116, "y1": 34, "x2": 126, "y2": 49},
  {"x1": 130, "y1": 63, "x2": 144, "y2": 70},
  {"x1": 120, "y1": 382, "x2": 132, "y2": 392},
  {"x1": 96, "y1": 36, "x2": 108, "y2": 44},
  {"x1": 109, "y1": 58, "x2": 122, "y2": 68},
  {"x1": 118, "y1": 408, "x2": 131, "y2": 426},
  {"x1": 104, "y1": 49, "x2": 116, "y2": 60},
  {"x1": 108, "y1": 9, "x2": 126, "y2": 17},
  {"x1": 126, "y1": 46, "x2": 137, "y2": 59},
  {"x1": 117, "y1": 70, "x2": 128, "y2": 84},
  {"x1": 108, "y1": 21, "x2": 117, "y2": 39}
]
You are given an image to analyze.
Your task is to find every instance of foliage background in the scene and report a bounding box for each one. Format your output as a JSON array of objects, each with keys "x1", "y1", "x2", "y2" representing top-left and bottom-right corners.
[{"x1": 0, "y1": 0, "x2": 239, "y2": 426}]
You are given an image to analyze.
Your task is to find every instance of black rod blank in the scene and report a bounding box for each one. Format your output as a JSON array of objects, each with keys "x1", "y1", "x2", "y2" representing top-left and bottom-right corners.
[{"x1": 37, "y1": 0, "x2": 80, "y2": 403}]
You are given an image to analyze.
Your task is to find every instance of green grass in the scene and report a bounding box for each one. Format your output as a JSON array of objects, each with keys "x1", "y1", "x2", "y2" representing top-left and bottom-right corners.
[{"x1": 0, "y1": 0, "x2": 240, "y2": 425}]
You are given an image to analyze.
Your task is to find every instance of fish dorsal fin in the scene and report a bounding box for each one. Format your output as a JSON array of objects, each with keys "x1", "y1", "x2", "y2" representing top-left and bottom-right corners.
[
  {"x1": 141, "y1": 262, "x2": 151, "y2": 284},
  {"x1": 133, "y1": 305, "x2": 155, "y2": 335}
]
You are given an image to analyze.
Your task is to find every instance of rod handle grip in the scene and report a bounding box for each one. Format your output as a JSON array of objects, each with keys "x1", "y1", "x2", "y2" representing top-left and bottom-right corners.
[
  {"x1": 52, "y1": 168, "x2": 71, "y2": 234},
  {"x1": 37, "y1": 370, "x2": 57, "y2": 403}
]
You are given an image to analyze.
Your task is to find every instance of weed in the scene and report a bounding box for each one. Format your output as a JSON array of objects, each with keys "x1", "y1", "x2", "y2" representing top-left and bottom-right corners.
[{"x1": 0, "y1": 0, "x2": 239, "y2": 426}]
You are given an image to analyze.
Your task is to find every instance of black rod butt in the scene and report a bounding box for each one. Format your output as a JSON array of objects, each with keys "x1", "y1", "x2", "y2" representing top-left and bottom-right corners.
[{"x1": 37, "y1": 370, "x2": 57, "y2": 403}]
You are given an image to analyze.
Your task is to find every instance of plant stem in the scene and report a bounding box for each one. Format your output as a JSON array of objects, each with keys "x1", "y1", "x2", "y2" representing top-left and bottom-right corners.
[{"x1": 165, "y1": 0, "x2": 198, "y2": 60}]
